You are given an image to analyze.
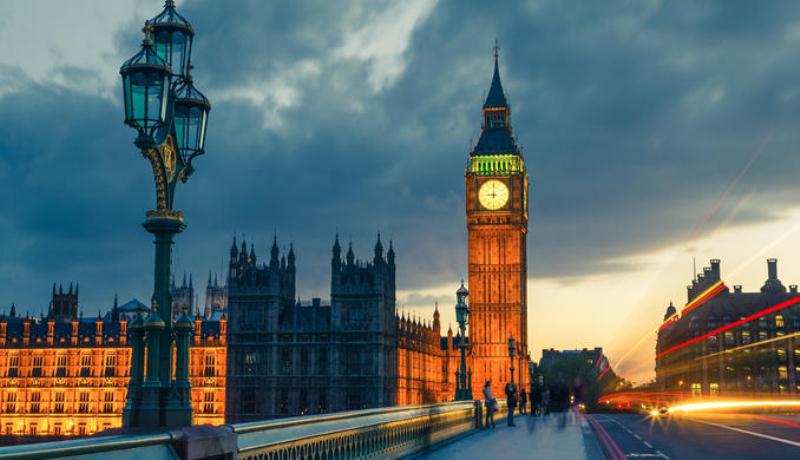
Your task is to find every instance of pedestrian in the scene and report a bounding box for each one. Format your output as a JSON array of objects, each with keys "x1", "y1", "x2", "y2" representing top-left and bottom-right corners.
[
  {"x1": 505, "y1": 380, "x2": 517, "y2": 426},
  {"x1": 519, "y1": 388, "x2": 528, "y2": 415},
  {"x1": 483, "y1": 380, "x2": 496, "y2": 428}
]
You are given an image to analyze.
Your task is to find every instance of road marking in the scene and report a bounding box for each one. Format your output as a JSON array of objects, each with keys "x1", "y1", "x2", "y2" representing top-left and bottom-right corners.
[
  {"x1": 643, "y1": 441, "x2": 653, "y2": 448},
  {"x1": 632, "y1": 433, "x2": 642, "y2": 440},
  {"x1": 690, "y1": 419, "x2": 800, "y2": 447},
  {"x1": 655, "y1": 450, "x2": 670, "y2": 460},
  {"x1": 626, "y1": 454, "x2": 662, "y2": 458}
]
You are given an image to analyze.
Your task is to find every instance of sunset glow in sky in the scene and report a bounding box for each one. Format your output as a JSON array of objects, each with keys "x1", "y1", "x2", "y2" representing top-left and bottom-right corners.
[{"x1": 4, "y1": 0, "x2": 800, "y2": 384}]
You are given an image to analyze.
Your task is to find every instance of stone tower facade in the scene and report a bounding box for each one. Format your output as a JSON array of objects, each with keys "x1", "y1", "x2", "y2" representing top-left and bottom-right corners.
[
  {"x1": 204, "y1": 271, "x2": 228, "y2": 320},
  {"x1": 48, "y1": 283, "x2": 78, "y2": 321},
  {"x1": 330, "y1": 235, "x2": 397, "y2": 409},
  {"x1": 465, "y1": 52, "x2": 529, "y2": 397},
  {"x1": 224, "y1": 236, "x2": 296, "y2": 423}
]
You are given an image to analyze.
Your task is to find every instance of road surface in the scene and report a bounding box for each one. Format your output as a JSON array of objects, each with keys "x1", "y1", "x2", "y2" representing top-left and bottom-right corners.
[{"x1": 589, "y1": 412, "x2": 800, "y2": 460}]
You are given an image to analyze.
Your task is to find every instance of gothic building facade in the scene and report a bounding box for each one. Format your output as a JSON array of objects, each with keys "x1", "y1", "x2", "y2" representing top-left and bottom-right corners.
[
  {"x1": 656, "y1": 259, "x2": 800, "y2": 395},
  {"x1": 0, "y1": 289, "x2": 227, "y2": 437},
  {"x1": 224, "y1": 236, "x2": 459, "y2": 423}
]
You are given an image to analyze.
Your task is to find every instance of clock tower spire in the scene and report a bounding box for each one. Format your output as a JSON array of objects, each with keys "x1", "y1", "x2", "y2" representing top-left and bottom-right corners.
[{"x1": 465, "y1": 47, "x2": 529, "y2": 397}]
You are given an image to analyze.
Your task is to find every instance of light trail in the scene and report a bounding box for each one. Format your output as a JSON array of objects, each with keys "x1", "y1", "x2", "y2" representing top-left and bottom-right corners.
[
  {"x1": 696, "y1": 332, "x2": 800, "y2": 360},
  {"x1": 669, "y1": 399, "x2": 800, "y2": 414},
  {"x1": 655, "y1": 296, "x2": 800, "y2": 359},
  {"x1": 607, "y1": 134, "x2": 772, "y2": 376}
]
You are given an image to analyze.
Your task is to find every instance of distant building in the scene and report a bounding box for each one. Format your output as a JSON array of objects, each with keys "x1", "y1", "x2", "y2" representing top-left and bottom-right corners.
[
  {"x1": 204, "y1": 271, "x2": 227, "y2": 320},
  {"x1": 656, "y1": 259, "x2": 800, "y2": 395},
  {"x1": 224, "y1": 236, "x2": 459, "y2": 423},
  {"x1": 0, "y1": 288, "x2": 226, "y2": 437}
]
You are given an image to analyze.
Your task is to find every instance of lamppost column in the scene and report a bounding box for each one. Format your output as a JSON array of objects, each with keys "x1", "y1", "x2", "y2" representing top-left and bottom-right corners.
[
  {"x1": 168, "y1": 311, "x2": 194, "y2": 426},
  {"x1": 143, "y1": 214, "x2": 185, "y2": 390},
  {"x1": 141, "y1": 307, "x2": 166, "y2": 427},
  {"x1": 122, "y1": 315, "x2": 145, "y2": 426}
]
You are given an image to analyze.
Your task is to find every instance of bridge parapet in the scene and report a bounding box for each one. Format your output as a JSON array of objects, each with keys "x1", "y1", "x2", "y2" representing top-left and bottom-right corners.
[{"x1": 0, "y1": 400, "x2": 497, "y2": 460}]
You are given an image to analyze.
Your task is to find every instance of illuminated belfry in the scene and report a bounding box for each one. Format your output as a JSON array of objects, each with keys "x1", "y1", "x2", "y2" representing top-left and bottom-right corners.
[
  {"x1": 656, "y1": 258, "x2": 800, "y2": 396},
  {"x1": 465, "y1": 46, "x2": 530, "y2": 396}
]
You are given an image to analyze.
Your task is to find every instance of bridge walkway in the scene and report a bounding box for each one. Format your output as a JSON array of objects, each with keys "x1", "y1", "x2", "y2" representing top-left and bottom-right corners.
[{"x1": 413, "y1": 409, "x2": 605, "y2": 460}]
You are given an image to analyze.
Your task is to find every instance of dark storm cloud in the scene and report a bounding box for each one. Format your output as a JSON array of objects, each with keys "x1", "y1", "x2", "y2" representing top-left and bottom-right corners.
[{"x1": 3, "y1": 0, "x2": 800, "y2": 310}]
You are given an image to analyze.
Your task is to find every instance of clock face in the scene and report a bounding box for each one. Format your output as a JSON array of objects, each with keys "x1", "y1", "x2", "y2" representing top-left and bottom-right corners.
[{"x1": 478, "y1": 179, "x2": 509, "y2": 210}]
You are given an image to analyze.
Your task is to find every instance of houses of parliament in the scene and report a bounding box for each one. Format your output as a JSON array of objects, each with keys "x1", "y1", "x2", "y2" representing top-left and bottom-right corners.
[{"x1": 0, "y1": 53, "x2": 530, "y2": 435}]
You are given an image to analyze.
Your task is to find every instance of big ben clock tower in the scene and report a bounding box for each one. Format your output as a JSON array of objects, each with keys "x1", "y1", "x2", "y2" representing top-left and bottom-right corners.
[{"x1": 466, "y1": 49, "x2": 528, "y2": 396}]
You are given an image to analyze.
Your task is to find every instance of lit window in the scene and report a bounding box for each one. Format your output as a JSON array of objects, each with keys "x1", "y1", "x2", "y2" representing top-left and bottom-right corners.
[
  {"x1": 104, "y1": 353, "x2": 116, "y2": 377},
  {"x1": 103, "y1": 391, "x2": 114, "y2": 413},
  {"x1": 203, "y1": 391, "x2": 214, "y2": 414},
  {"x1": 79, "y1": 391, "x2": 90, "y2": 413},
  {"x1": 80, "y1": 354, "x2": 91, "y2": 377},
  {"x1": 691, "y1": 383, "x2": 702, "y2": 397},
  {"x1": 204, "y1": 353, "x2": 215, "y2": 377},
  {"x1": 5, "y1": 392, "x2": 16, "y2": 413},
  {"x1": 741, "y1": 331, "x2": 751, "y2": 344},
  {"x1": 779, "y1": 366, "x2": 788, "y2": 380},
  {"x1": 56, "y1": 353, "x2": 67, "y2": 377},
  {"x1": 7, "y1": 354, "x2": 19, "y2": 377},
  {"x1": 54, "y1": 392, "x2": 65, "y2": 414},
  {"x1": 30, "y1": 392, "x2": 41, "y2": 413},
  {"x1": 709, "y1": 383, "x2": 719, "y2": 396},
  {"x1": 776, "y1": 315, "x2": 785, "y2": 328},
  {"x1": 31, "y1": 355, "x2": 43, "y2": 377}
]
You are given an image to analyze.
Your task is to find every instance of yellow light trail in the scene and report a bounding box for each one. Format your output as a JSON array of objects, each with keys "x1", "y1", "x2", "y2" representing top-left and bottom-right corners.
[{"x1": 668, "y1": 400, "x2": 800, "y2": 414}]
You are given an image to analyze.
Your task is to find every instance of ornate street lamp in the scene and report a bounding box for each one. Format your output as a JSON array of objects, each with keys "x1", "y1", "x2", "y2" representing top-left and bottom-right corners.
[
  {"x1": 120, "y1": 0, "x2": 210, "y2": 430},
  {"x1": 454, "y1": 281, "x2": 472, "y2": 400},
  {"x1": 508, "y1": 335, "x2": 516, "y2": 385}
]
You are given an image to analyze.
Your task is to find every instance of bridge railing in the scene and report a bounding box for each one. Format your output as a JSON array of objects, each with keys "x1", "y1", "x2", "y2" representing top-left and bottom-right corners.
[{"x1": 0, "y1": 400, "x2": 504, "y2": 460}]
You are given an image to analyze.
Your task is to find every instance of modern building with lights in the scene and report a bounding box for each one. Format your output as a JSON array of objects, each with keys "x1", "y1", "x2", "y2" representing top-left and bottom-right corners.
[
  {"x1": 0, "y1": 287, "x2": 226, "y2": 437},
  {"x1": 656, "y1": 258, "x2": 800, "y2": 396}
]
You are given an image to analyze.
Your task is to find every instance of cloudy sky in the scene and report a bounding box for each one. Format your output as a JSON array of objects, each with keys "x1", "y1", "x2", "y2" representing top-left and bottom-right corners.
[{"x1": 4, "y1": 0, "x2": 800, "y2": 382}]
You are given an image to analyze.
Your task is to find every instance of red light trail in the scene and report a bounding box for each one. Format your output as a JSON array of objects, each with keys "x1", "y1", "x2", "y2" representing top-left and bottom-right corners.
[{"x1": 656, "y1": 295, "x2": 800, "y2": 359}]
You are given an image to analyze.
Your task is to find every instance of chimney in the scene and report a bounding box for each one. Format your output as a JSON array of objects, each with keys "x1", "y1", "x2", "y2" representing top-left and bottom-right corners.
[
  {"x1": 194, "y1": 314, "x2": 202, "y2": 345},
  {"x1": 767, "y1": 258, "x2": 778, "y2": 281},
  {"x1": 791, "y1": 285, "x2": 798, "y2": 294},
  {"x1": 710, "y1": 259, "x2": 721, "y2": 281},
  {"x1": 119, "y1": 317, "x2": 127, "y2": 345},
  {"x1": 734, "y1": 285, "x2": 742, "y2": 294},
  {"x1": 47, "y1": 320, "x2": 55, "y2": 345},
  {"x1": 71, "y1": 317, "x2": 78, "y2": 345},
  {"x1": 95, "y1": 315, "x2": 103, "y2": 345}
]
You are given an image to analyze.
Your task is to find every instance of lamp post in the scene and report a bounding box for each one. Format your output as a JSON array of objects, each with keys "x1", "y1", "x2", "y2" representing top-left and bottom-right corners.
[
  {"x1": 454, "y1": 281, "x2": 472, "y2": 400},
  {"x1": 508, "y1": 336, "x2": 516, "y2": 385},
  {"x1": 120, "y1": 0, "x2": 210, "y2": 430},
  {"x1": 528, "y1": 355, "x2": 535, "y2": 417}
]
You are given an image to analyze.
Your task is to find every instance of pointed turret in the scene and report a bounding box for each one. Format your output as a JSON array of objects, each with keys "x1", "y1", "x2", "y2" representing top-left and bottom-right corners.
[
  {"x1": 189, "y1": 273, "x2": 193, "y2": 289},
  {"x1": 9, "y1": 304, "x2": 16, "y2": 318},
  {"x1": 387, "y1": 240, "x2": 395, "y2": 266},
  {"x1": 433, "y1": 301, "x2": 441, "y2": 330},
  {"x1": 333, "y1": 234, "x2": 342, "y2": 261},
  {"x1": 207, "y1": 270, "x2": 213, "y2": 288},
  {"x1": 374, "y1": 233, "x2": 384, "y2": 263},
  {"x1": 230, "y1": 236, "x2": 239, "y2": 259},
  {"x1": 270, "y1": 235, "x2": 280, "y2": 268},
  {"x1": 346, "y1": 241, "x2": 355, "y2": 265},
  {"x1": 182, "y1": 272, "x2": 187, "y2": 288},
  {"x1": 249, "y1": 243, "x2": 256, "y2": 264}
]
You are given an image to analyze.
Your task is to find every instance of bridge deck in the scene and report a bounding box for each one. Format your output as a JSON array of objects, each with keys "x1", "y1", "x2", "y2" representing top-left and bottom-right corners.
[{"x1": 415, "y1": 410, "x2": 604, "y2": 460}]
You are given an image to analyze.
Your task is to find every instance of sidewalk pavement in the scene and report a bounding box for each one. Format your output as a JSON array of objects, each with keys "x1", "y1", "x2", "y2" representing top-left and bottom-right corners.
[{"x1": 414, "y1": 409, "x2": 605, "y2": 460}]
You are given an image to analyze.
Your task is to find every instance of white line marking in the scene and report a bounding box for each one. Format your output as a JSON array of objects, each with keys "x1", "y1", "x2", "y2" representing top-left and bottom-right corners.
[
  {"x1": 690, "y1": 419, "x2": 800, "y2": 448},
  {"x1": 632, "y1": 433, "x2": 642, "y2": 440},
  {"x1": 655, "y1": 451, "x2": 670, "y2": 460},
  {"x1": 643, "y1": 441, "x2": 653, "y2": 448},
  {"x1": 626, "y1": 454, "x2": 662, "y2": 458}
]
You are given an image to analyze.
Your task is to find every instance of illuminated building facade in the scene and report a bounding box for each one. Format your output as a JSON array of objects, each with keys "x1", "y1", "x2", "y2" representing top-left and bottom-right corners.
[
  {"x1": 0, "y1": 288, "x2": 226, "y2": 437},
  {"x1": 465, "y1": 51, "x2": 530, "y2": 397},
  {"x1": 225, "y1": 236, "x2": 460, "y2": 423},
  {"x1": 656, "y1": 258, "x2": 800, "y2": 395}
]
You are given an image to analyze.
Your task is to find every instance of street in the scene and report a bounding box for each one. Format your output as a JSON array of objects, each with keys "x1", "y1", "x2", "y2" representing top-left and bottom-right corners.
[{"x1": 589, "y1": 412, "x2": 800, "y2": 460}]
